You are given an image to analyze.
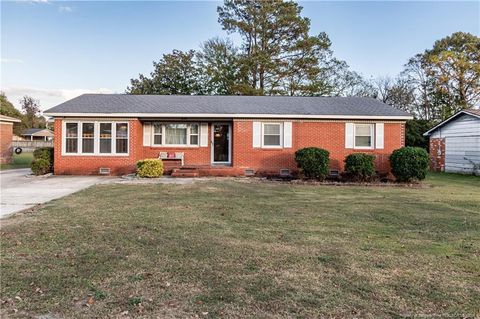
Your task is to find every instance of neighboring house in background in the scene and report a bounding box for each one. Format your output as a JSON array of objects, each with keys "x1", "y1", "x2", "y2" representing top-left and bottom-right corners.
[
  {"x1": 0, "y1": 115, "x2": 21, "y2": 164},
  {"x1": 424, "y1": 109, "x2": 480, "y2": 175},
  {"x1": 21, "y1": 128, "x2": 54, "y2": 141},
  {"x1": 44, "y1": 94, "x2": 412, "y2": 176}
]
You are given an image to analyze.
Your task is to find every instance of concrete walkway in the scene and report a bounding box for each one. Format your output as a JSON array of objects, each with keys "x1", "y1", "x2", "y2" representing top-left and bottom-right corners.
[{"x1": 0, "y1": 169, "x2": 111, "y2": 218}]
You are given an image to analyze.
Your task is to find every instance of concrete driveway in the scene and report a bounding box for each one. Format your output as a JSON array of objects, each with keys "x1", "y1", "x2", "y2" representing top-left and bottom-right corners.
[{"x1": 0, "y1": 169, "x2": 111, "y2": 218}]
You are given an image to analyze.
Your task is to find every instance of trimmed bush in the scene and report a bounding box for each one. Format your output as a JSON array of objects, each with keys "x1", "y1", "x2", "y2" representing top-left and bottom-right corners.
[
  {"x1": 31, "y1": 147, "x2": 54, "y2": 175},
  {"x1": 33, "y1": 147, "x2": 54, "y2": 162},
  {"x1": 389, "y1": 147, "x2": 429, "y2": 182},
  {"x1": 136, "y1": 159, "x2": 164, "y2": 178},
  {"x1": 344, "y1": 153, "x2": 376, "y2": 181},
  {"x1": 31, "y1": 158, "x2": 51, "y2": 176},
  {"x1": 295, "y1": 147, "x2": 330, "y2": 180}
]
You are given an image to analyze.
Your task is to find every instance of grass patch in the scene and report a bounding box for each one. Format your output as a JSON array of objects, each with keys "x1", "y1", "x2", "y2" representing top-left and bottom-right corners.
[
  {"x1": 1, "y1": 173, "x2": 479, "y2": 318},
  {"x1": 0, "y1": 152, "x2": 33, "y2": 170}
]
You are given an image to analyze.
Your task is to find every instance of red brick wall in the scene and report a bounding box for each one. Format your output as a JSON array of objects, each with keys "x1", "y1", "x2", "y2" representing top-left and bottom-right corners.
[
  {"x1": 429, "y1": 137, "x2": 445, "y2": 172},
  {"x1": 53, "y1": 119, "x2": 405, "y2": 176},
  {"x1": 232, "y1": 120, "x2": 405, "y2": 175},
  {"x1": 0, "y1": 122, "x2": 14, "y2": 164}
]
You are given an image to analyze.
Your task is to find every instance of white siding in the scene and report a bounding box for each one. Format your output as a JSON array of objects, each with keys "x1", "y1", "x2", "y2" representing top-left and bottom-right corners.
[
  {"x1": 445, "y1": 136, "x2": 480, "y2": 174},
  {"x1": 430, "y1": 114, "x2": 480, "y2": 138}
]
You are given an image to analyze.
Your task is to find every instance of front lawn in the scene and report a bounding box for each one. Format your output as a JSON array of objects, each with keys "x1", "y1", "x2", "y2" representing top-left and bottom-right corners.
[
  {"x1": 1, "y1": 173, "x2": 479, "y2": 318},
  {"x1": 0, "y1": 152, "x2": 33, "y2": 170}
]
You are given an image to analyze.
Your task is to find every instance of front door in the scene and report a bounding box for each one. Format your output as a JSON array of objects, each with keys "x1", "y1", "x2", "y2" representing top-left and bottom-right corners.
[{"x1": 212, "y1": 123, "x2": 231, "y2": 164}]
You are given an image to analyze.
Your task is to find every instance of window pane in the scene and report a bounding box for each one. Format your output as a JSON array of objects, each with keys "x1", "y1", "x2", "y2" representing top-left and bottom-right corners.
[
  {"x1": 153, "y1": 123, "x2": 162, "y2": 133},
  {"x1": 264, "y1": 135, "x2": 280, "y2": 146},
  {"x1": 116, "y1": 123, "x2": 128, "y2": 138},
  {"x1": 100, "y1": 139, "x2": 111, "y2": 153},
  {"x1": 100, "y1": 123, "x2": 112, "y2": 153},
  {"x1": 82, "y1": 123, "x2": 94, "y2": 137},
  {"x1": 356, "y1": 124, "x2": 371, "y2": 136},
  {"x1": 264, "y1": 124, "x2": 280, "y2": 135},
  {"x1": 116, "y1": 139, "x2": 128, "y2": 153},
  {"x1": 154, "y1": 135, "x2": 162, "y2": 145},
  {"x1": 66, "y1": 123, "x2": 78, "y2": 137},
  {"x1": 100, "y1": 123, "x2": 112, "y2": 138},
  {"x1": 355, "y1": 136, "x2": 371, "y2": 147},
  {"x1": 190, "y1": 135, "x2": 198, "y2": 145},
  {"x1": 66, "y1": 138, "x2": 77, "y2": 153},
  {"x1": 190, "y1": 124, "x2": 199, "y2": 134},
  {"x1": 165, "y1": 124, "x2": 187, "y2": 145},
  {"x1": 81, "y1": 123, "x2": 94, "y2": 153}
]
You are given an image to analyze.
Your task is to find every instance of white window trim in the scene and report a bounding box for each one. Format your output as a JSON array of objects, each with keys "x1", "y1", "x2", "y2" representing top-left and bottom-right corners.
[
  {"x1": 353, "y1": 123, "x2": 375, "y2": 150},
  {"x1": 150, "y1": 122, "x2": 200, "y2": 147},
  {"x1": 261, "y1": 122, "x2": 283, "y2": 148},
  {"x1": 62, "y1": 121, "x2": 129, "y2": 156}
]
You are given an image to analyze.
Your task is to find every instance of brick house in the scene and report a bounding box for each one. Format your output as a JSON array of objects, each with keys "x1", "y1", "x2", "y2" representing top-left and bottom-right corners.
[
  {"x1": 43, "y1": 94, "x2": 412, "y2": 176},
  {"x1": 0, "y1": 114, "x2": 22, "y2": 164}
]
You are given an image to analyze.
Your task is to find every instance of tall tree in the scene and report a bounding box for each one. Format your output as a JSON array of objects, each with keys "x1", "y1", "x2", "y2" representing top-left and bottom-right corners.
[
  {"x1": 372, "y1": 76, "x2": 415, "y2": 113},
  {"x1": 127, "y1": 50, "x2": 203, "y2": 95},
  {"x1": 197, "y1": 37, "x2": 240, "y2": 95},
  {"x1": 425, "y1": 32, "x2": 480, "y2": 114},
  {"x1": 19, "y1": 95, "x2": 43, "y2": 129},
  {"x1": 217, "y1": 0, "x2": 332, "y2": 95},
  {"x1": 0, "y1": 92, "x2": 24, "y2": 135}
]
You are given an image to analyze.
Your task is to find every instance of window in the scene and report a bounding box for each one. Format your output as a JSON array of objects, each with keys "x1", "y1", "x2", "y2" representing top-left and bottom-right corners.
[
  {"x1": 99, "y1": 123, "x2": 112, "y2": 153},
  {"x1": 190, "y1": 124, "x2": 199, "y2": 145},
  {"x1": 82, "y1": 123, "x2": 94, "y2": 153},
  {"x1": 63, "y1": 121, "x2": 128, "y2": 155},
  {"x1": 116, "y1": 123, "x2": 128, "y2": 153},
  {"x1": 354, "y1": 124, "x2": 374, "y2": 148},
  {"x1": 153, "y1": 123, "x2": 163, "y2": 145},
  {"x1": 65, "y1": 123, "x2": 78, "y2": 153},
  {"x1": 263, "y1": 123, "x2": 282, "y2": 147},
  {"x1": 151, "y1": 123, "x2": 199, "y2": 146}
]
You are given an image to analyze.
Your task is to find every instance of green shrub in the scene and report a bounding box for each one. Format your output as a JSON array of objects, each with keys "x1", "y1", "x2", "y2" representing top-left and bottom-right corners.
[
  {"x1": 389, "y1": 147, "x2": 429, "y2": 182},
  {"x1": 344, "y1": 153, "x2": 376, "y2": 181},
  {"x1": 33, "y1": 147, "x2": 54, "y2": 162},
  {"x1": 31, "y1": 158, "x2": 51, "y2": 176},
  {"x1": 31, "y1": 147, "x2": 54, "y2": 174},
  {"x1": 295, "y1": 147, "x2": 330, "y2": 180},
  {"x1": 136, "y1": 159, "x2": 164, "y2": 178}
]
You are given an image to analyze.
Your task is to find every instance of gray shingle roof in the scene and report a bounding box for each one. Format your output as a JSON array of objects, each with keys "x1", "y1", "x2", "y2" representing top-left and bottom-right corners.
[{"x1": 44, "y1": 94, "x2": 411, "y2": 118}]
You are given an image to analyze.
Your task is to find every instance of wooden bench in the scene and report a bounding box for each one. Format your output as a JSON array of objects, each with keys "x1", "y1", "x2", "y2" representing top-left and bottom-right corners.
[{"x1": 158, "y1": 152, "x2": 185, "y2": 166}]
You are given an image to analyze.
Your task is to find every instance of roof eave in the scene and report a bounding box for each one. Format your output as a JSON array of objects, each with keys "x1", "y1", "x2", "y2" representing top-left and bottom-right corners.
[{"x1": 43, "y1": 112, "x2": 413, "y2": 120}]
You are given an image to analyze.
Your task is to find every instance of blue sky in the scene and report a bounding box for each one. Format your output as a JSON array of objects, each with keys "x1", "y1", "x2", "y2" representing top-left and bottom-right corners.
[{"x1": 1, "y1": 1, "x2": 479, "y2": 111}]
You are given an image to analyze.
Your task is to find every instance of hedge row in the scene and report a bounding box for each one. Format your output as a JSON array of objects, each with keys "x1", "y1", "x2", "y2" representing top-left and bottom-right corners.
[{"x1": 295, "y1": 146, "x2": 429, "y2": 182}]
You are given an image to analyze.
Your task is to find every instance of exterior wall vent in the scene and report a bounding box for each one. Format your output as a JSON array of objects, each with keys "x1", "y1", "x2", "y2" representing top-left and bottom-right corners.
[
  {"x1": 244, "y1": 169, "x2": 255, "y2": 176},
  {"x1": 99, "y1": 167, "x2": 111, "y2": 175},
  {"x1": 329, "y1": 170, "x2": 339, "y2": 177},
  {"x1": 279, "y1": 169, "x2": 290, "y2": 176}
]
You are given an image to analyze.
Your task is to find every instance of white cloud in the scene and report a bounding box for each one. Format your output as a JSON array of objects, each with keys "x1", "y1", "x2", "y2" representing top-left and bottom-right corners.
[
  {"x1": 2, "y1": 87, "x2": 116, "y2": 112},
  {"x1": 58, "y1": 6, "x2": 73, "y2": 13},
  {"x1": 1, "y1": 58, "x2": 25, "y2": 64}
]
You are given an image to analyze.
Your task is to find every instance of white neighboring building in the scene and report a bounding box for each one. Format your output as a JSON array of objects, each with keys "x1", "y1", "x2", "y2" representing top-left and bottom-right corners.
[{"x1": 424, "y1": 109, "x2": 480, "y2": 175}]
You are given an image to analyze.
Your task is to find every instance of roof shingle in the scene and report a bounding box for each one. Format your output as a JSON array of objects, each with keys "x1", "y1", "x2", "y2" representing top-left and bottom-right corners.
[{"x1": 44, "y1": 94, "x2": 412, "y2": 118}]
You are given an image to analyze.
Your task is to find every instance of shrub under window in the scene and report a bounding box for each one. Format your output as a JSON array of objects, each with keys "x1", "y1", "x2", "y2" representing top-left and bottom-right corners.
[
  {"x1": 389, "y1": 147, "x2": 429, "y2": 182},
  {"x1": 295, "y1": 147, "x2": 330, "y2": 180},
  {"x1": 31, "y1": 147, "x2": 54, "y2": 175},
  {"x1": 344, "y1": 153, "x2": 376, "y2": 181},
  {"x1": 136, "y1": 159, "x2": 164, "y2": 178}
]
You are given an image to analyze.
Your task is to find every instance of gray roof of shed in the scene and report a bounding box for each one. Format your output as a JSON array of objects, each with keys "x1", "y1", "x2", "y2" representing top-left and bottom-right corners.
[{"x1": 44, "y1": 94, "x2": 411, "y2": 118}]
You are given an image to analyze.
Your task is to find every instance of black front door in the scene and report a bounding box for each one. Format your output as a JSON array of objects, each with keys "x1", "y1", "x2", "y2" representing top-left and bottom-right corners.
[{"x1": 212, "y1": 124, "x2": 230, "y2": 164}]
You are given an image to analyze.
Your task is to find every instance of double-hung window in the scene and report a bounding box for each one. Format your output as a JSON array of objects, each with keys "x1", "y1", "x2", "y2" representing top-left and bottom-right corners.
[
  {"x1": 65, "y1": 123, "x2": 78, "y2": 153},
  {"x1": 151, "y1": 123, "x2": 199, "y2": 146},
  {"x1": 64, "y1": 121, "x2": 128, "y2": 155},
  {"x1": 262, "y1": 123, "x2": 282, "y2": 147},
  {"x1": 354, "y1": 124, "x2": 374, "y2": 149}
]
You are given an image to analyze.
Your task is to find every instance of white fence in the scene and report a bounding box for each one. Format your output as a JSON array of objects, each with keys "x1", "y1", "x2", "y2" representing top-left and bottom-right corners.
[{"x1": 12, "y1": 141, "x2": 54, "y2": 152}]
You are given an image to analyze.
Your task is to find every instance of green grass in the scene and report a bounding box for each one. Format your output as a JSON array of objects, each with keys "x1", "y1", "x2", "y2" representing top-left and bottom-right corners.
[
  {"x1": 0, "y1": 152, "x2": 33, "y2": 170},
  {"x1": 1, "y1": 173, "x2": 479, "y2": 318}
]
